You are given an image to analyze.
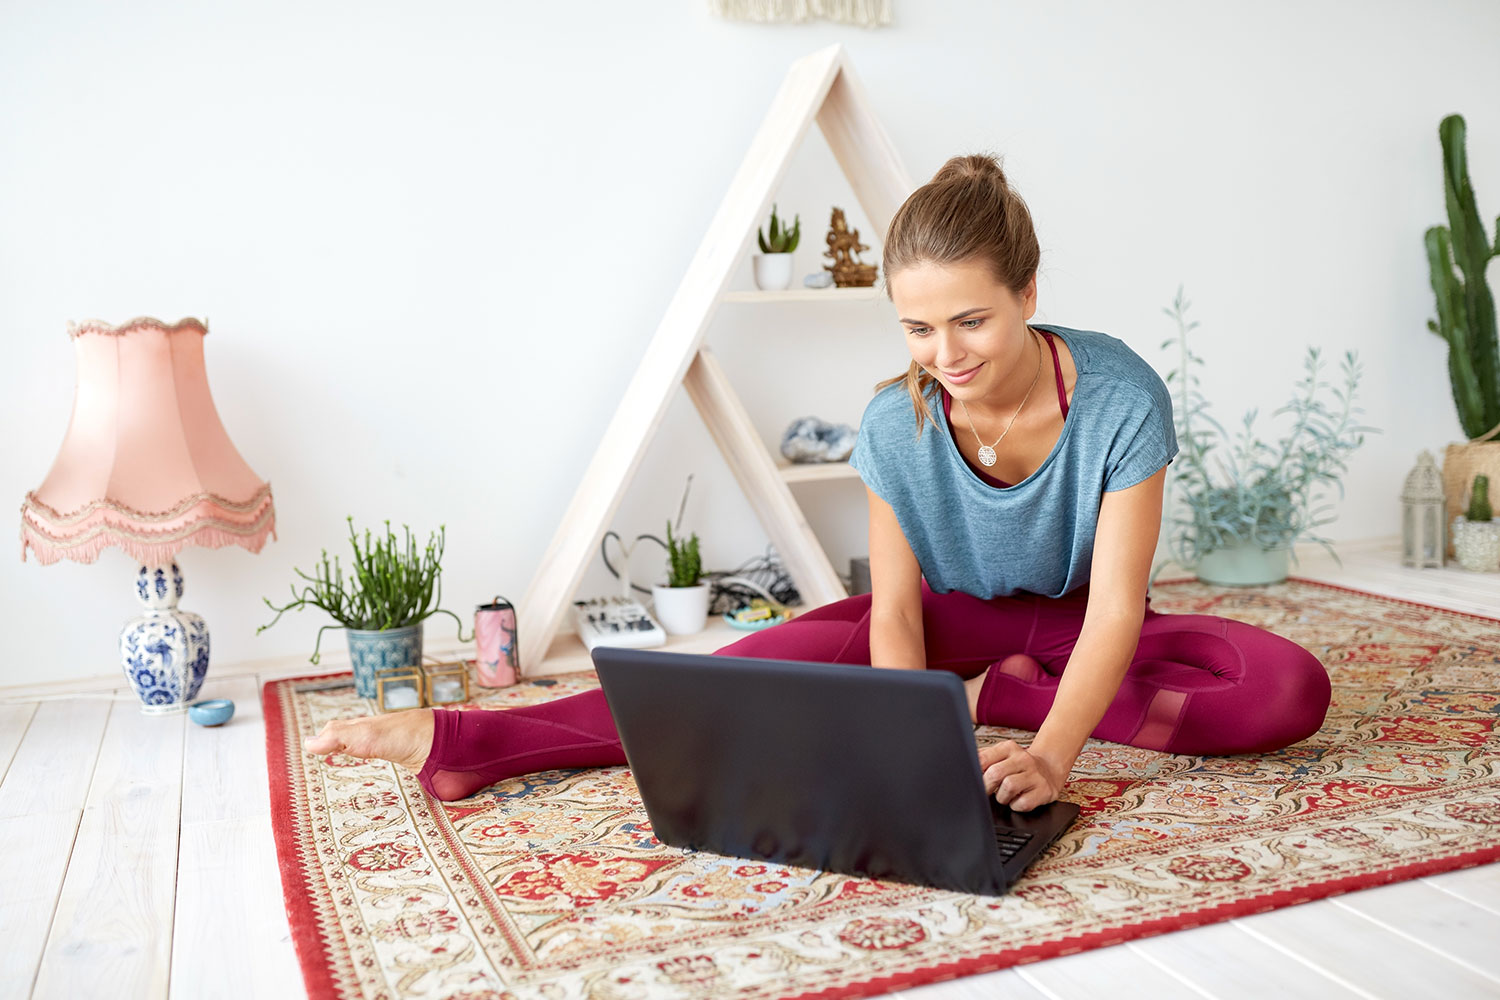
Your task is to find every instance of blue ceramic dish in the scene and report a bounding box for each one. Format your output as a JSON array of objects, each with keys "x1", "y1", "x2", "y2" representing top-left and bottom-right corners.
[{"x1": 188, "y1": 698, "x2": 235, "y2": 726}]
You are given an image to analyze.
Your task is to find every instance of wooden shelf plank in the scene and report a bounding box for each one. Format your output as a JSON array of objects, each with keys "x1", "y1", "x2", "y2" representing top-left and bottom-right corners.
[
  {"x1": 721, "y1": 286, "x2": 882, "y2": 303},
  {"x1": 778, "y1": 459, "x2": 860, "y2": 484}
]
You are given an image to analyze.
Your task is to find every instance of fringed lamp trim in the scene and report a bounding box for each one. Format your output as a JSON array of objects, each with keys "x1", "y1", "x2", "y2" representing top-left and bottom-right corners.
[
  {"x1": 21, "y1": 481, "x2": 273, "y2": 525},
  {"x1": 19, "y1": 496, "x2": 277, "y2": 565},
  {"x1": 66, "y1": 316, "x2": 208, "y2": 339}
]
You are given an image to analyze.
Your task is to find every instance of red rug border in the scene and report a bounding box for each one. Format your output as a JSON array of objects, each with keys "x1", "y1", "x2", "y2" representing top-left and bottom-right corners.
[
  {"x1": 1156, "y1": 573, "x2": 1500, "y2": 625},
  {"x1": 264, "y1": 674, "x2": 346, "y2": 1000},
  {"x1": 261, "y1": 578, "x2": 1500, "y2": 1000}
]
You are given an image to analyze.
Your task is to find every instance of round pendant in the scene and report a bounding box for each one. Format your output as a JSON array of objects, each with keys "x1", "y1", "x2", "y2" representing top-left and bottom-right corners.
[{"x1": 977, "y1": 445, "x2": 997, "y2": 467}]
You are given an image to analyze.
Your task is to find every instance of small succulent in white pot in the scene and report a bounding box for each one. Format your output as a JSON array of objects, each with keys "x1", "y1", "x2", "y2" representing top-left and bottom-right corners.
[{"x1": 752, "y1": 203, "x2": 800, "y2": 291}]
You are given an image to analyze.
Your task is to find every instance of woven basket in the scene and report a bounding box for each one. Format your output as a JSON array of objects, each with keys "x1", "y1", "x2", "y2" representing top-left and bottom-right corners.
[{"x1": 1442, "y1": 422, "x2": 1500, "y2": 558}]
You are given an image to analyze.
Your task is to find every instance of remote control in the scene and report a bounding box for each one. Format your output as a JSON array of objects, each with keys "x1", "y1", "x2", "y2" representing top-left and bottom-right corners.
[{"x1": 572, "y1": 596, "x2": 668, "y2": 651}]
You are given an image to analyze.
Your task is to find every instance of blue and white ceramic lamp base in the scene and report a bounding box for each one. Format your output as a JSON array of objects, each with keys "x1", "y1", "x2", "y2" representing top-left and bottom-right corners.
[{"x1": 120, "y1": 563, "x2": 210, "y2": 715}]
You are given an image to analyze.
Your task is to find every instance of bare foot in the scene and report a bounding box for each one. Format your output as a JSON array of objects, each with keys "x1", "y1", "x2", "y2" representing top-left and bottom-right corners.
[{"x1": 303, "y1": 709, "x2": 435, "y2": 773}]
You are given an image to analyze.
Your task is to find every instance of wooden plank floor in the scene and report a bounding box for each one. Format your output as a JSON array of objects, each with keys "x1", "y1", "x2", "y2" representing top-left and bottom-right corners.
[{"x1": 2, "y1": 537, "x2": 1497, "y2": 1000}]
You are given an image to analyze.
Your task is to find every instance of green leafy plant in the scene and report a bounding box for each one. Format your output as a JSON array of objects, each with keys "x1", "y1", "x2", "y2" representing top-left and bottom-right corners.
[
  {"x1": 665, "y1": 520, "x2": 702, "y2": 587},
  {"x1": 757, "y1": 202, "x2": 801, "y2": 254},
  {"x1": 1149, "y1": 286, "x2": 1381, "y2": 586},
  {"x1": 1426, "y1": 113, "x2": 1500, "y2": 442},
  {"x1": 258, "y1": 516, "x2": 472, "y2": 663},
  {"x1": 1467, "y1": 474, "x2": 1493, "y2": 522},
  {"x1": 661, "y1": 474, "x2": 702, "y2": 587}
]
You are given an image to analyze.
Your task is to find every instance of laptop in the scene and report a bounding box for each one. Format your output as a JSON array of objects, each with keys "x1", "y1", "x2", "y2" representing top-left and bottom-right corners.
[{"x1": 590, "y1": 646, "x2": 1080, "y2": 896}]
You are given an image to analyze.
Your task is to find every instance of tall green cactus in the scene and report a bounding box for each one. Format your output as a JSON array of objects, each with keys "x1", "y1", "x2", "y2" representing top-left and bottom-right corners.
[{"x1": 1426, "y1": 113, "x2": 1500, "y2": 441}]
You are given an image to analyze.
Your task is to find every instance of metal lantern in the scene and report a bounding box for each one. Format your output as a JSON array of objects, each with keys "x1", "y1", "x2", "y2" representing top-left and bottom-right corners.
[
  {"x1": 376, "y1": 664, "x2": 426, "y2": 712},
  {"x1": 1401, "y1": 450, "x2": 1447, "y2": 568},
  {"x1": 425, "y1": 660, "x2": 471, "y2": 706}
]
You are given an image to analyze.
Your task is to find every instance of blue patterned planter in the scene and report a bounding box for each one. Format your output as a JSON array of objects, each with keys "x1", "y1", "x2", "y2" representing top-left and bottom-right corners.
[
  {"x1": 346, "y1": 624, "x2": 423, "y2": 699},
  {"x1": 119, "y1": 563, "x2": 211, "y2": 715}
]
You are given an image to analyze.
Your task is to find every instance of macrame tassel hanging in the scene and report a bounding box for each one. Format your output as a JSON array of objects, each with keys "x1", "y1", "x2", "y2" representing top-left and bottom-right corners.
[{"x1": 709, "y1": 0, "x2": 893, "y2": 28}]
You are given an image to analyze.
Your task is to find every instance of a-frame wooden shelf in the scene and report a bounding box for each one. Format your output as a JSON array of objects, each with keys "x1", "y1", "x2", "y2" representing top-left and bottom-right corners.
[{"x1": 517, "y1": 42, "x2": 914, "y2": 675}]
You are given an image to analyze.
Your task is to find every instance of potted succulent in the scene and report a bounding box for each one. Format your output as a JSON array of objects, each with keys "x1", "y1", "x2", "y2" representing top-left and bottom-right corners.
[
  {"x1": 1452, "y1": 474, "x2": 1500, "y2": 571},
  {"x1": 753, "y1": 202, "x2": 801, "y2": 291},
  {"x1": 1149, "y1": 287, "x2": 1381, "y2": 588},
  {"x1": 258, "y1": 517, "x2": 472, "y2": 698},
  {"x1": 1426, "y1": 113, "x2": 1500, "y2": 557},
  {"x1": 651, "y1": 520, "x2": 710, "y2": 635}
]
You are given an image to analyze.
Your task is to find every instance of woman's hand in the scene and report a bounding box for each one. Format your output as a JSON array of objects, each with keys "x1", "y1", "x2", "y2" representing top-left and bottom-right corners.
[{"x1": 978, "y1": 740, "x2": 1068, "y2": 812}]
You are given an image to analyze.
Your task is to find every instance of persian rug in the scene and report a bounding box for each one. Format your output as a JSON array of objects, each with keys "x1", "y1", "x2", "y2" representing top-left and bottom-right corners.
[{"x1": 265, "y1": 578, "x2": 1500, "y2": 1000}]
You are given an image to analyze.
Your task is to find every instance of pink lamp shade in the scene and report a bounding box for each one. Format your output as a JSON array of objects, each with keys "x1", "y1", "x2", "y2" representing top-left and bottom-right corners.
[{"x1": 20, "y1": 316, "x2": 276, "y2": 568}]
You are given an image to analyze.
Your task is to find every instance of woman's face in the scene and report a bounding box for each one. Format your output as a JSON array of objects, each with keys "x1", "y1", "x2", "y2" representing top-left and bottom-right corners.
[{"x1": 889, "y1": 259, "x2": 1038, "y2": 406}]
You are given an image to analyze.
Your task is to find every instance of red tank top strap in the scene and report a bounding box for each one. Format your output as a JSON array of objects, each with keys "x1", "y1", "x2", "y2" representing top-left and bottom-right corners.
[{"x1": 1037, "y1": 328, "x2": 1069, "y2": 419}]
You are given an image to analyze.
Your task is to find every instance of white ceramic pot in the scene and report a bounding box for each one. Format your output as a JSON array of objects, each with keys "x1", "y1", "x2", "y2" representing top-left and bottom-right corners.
[
  {"x1": 1194, "y1": 541, "x2": 1290, "y2": 586},
  {"x1": 651, "y1": 583, "x2": 712, "y2": 635},
  {"x1": 752, "y1": 253, "x2": 794, "y2": 291},
  {"x1": 1451, "y1": 515, "x2": 1500, "y2": 572}
]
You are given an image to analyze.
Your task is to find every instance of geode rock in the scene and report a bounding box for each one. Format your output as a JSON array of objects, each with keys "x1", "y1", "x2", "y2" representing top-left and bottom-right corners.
[
  {"x1": 781, "y1": 416, "x2": 857, "y2": 463},
  {"x1": 803, "y1": 271, "x2": 834, "y2": 288}
]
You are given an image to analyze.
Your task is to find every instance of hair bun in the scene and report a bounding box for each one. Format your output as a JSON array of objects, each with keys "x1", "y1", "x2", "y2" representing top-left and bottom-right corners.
[{"x1": 930, "y1": 152, "x2": 1007, "y2": 188}]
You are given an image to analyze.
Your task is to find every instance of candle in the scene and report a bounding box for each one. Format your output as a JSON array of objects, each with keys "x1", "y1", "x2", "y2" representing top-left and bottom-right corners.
[
  {"x1": 431, "y1": 679, "x2": 464, "y2": 703},
  {"x1": 383, "y1": 686, "x2": 420, "y2": 710}
]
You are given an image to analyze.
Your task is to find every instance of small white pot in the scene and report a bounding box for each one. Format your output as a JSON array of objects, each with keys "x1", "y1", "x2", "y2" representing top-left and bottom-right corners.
[
  {"x1": 651, "y1": 583, "x2": 712, "y2": 635},
  {"x1": 752, "y1": 253, "x2": 794, "y2": 291},
  {"x1": 1452, "y1": 516, "x2": 1500, "y2": 572}
]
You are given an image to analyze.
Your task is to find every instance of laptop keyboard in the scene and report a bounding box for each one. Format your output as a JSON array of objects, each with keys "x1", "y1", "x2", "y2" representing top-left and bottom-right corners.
[{"x1": 994, "y1": 828, "x2": 1034, "y2": 864}]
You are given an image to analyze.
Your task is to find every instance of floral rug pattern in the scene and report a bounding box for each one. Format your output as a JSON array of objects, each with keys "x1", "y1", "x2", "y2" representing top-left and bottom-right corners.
[{"x1": 265, "y1": 578, "x2": 1500, "y2": 1000}]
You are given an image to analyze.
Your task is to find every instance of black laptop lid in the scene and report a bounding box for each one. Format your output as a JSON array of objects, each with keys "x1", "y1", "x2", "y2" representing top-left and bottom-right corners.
[{"x1": 592, "y1": 646, "x2": 1013, "y2": 896}]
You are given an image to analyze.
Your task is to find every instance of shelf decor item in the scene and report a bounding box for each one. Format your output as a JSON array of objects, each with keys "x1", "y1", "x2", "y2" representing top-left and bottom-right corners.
[
  {"x1": 474, "y1": 595, "x2": 520, "y2": 688},
  {"x1": 1426, "y1": 113, "x2": 1500, "y2": 558},
  {"x1": 1451, "y1": 474, "x2": 1500, "y2": 572},
  {"x1": 375, "y1": 664, "x2": 425, "y2": 712},
  {"x1": 19, "y1": 317, "x2": 277, "y2": 715},
  {"x1": 1400, "y1": 450, "x2": 1448, "y2": 568},
  {"x1": 780, "y1": 415, "x2": 856, "y2": 463},
  {"x1": 1150, "y1": 287, "x2": 1379, "y2": 588},
  {"x1": 753, "y1": 202, "x2": 800, "y2": 290},
  {"x1": 258, "y1": 518, "x2": 472, "y2": 698},
  {"x1": 822, "y1": 206, "x2": 878, "y2": 287},
  {"x1": 424, "y1": 659, "x2": 471, "y2": 705}
]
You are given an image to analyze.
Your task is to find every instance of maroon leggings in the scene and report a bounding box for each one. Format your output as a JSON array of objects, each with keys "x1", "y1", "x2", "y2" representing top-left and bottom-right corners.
[{"x1": 417, "y1": 582, "x2": 1331, "y2": 801}]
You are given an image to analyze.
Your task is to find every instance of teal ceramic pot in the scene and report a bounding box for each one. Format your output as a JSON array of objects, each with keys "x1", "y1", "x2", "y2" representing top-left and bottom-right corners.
[
  {"x1": 346, "y1": 624, "x2": 423, "y2": 698},
  {"x1": 1195, "y1": 542, "x2": 1290, "y2": 587}
]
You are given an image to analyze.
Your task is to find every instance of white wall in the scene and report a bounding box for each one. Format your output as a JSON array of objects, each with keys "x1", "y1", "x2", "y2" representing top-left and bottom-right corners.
[{"x1": 4, "y1": 0, "x2": 1497, "y2": 686}]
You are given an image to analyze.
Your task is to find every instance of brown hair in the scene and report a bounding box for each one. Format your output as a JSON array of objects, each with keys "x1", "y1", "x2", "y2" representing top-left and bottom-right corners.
[{"x1": 873, "y1": 152, "x2": 1041, "y2": 436}]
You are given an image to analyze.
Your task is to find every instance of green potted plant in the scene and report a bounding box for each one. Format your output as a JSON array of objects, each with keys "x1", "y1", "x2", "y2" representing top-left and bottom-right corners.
[
  {"x1": 258, "y1": 517, "x2": 472, "y2": 698},
  {"x1": 753, "y1": 202, "x2": 801, "y2": 291},
  {"x1": 1426, "y1": 113, "x2": 1500, "y2": 557},
  {"x1": 1149, "y1": 286, "x2": 1381, "y2": 587},
  {"x1": 649, "y1": 477, "x2": 710, "y2": 635},
  {"x1": 1451, "y1": 474, "x2": 1499, "y2": 571}
]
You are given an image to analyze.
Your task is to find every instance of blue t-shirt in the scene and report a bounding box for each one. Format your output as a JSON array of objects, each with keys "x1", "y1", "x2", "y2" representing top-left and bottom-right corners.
[{"x1": 847, "y1": 322, "x2": 1178, "y2": 599}]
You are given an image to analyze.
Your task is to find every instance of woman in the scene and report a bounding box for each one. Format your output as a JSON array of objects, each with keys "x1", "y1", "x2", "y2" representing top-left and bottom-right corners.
[{"x1": 306, "y1": 153, "x2": 1332, "y2": 812}]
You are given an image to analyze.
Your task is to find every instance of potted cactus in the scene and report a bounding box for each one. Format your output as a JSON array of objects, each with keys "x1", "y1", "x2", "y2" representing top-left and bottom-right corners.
[
  {"x1": 1452, "y1": 474, "x2": 1499, "y2": 571},
  {"x1": 258, "y1": 517, "x2": 472, "y2": 697},
  {"x1": 651, "y1": 520, "x2": 709, "y2": 635},
  {"x1": 753, "y1": 202, "x2": 801, "y2": 291},
  {"x1": 1427, "y1": 113, "x2": 1500, "y2": 557}
]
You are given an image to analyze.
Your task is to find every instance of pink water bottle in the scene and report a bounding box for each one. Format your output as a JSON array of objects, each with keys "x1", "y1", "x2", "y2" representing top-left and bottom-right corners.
[{"x1": 475, "y1": 595, "x2": 520, "y2": 687}]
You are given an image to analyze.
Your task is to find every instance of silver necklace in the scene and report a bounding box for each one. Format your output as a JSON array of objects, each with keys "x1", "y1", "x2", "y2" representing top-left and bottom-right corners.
[{"x1": 956, "y1": 327, "x2": 1042, "y2": 468}]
